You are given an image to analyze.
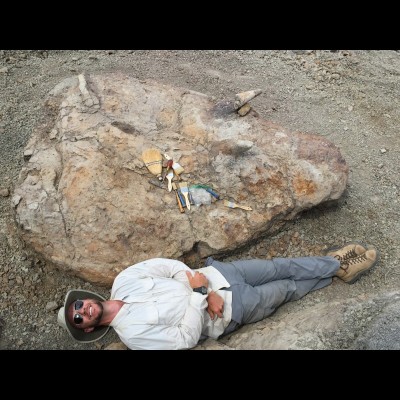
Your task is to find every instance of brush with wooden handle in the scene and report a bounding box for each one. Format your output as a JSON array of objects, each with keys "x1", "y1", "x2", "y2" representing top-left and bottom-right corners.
[
  {"x1": 164, "y1": 153, "x2": 184, "y2": 177},
  {"x1": 175, "y1": 183, "x2": 186, "y2": 207},
  {"x1": 166, "y1": 169, "x2": 174, "y2": 192},
  {"x1": 179, "y1": 182, "x2": 191, "y2": 210},
  {"x1": 223, "y1": 200, "x2": 252, "y2": 211},
  {"x1": 172, "y1": 182, "x2": 185, "y2": 213},
  {"x1": 191, "y1": 184, "x2": 220, "y2": 200},
  {"x1": 142, "y1": 148, "x2": 163, "y2": 181}
]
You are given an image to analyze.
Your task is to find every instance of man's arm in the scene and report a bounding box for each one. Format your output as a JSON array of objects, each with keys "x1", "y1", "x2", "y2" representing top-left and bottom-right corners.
[
  {"x1": 122, "y1": 295, "x2": 208, "y2": 350},
  {"x1": 118, "y1": 258, "x2": 204, "y2": 292},
  {"x1": 122, "y1": 290, "x2": 224, "y2": 349},
  {"x1": 127, "y1": 259, "x2": 222, "y2": 321}
]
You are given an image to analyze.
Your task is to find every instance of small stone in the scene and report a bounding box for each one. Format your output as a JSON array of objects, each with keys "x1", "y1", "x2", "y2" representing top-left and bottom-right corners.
[
  {"x1": 49, "y1": 128, "x2": 58, "y2": 139},
  {"x1": 0, "y1": 188, "x2": 9, "y2": 197},
  {"x1": 237, "y1": 103, "x2": 251, "y2": 116},
  {"x1": 45, "y1": 301, "x2": 58, "y2": 312},
  {"x1": 380, "y1": 148, "x2": 387, "y2": 154},
  {"x1": 12, "y1": 195, "x2": 22, "y2": 207},
  {"x1": 23, "y1": 149, "x2": 33, "y2": 160}
]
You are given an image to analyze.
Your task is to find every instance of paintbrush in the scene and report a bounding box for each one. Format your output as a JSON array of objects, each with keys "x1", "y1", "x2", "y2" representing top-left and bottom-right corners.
[
  {"x1": 175, "y1": 183, "x2": 186, "y2": 207},
  {"x1": 172, "y1": 182, "x2": 185, "y2": 213},
  {"x1": 191, "y1": 184, "x2": 220, "y2": 200},
  {"x1": 223, "y1": 200, "x2": 252, "y2": 211},
  {"x1": 179, "y1": 182, "x2": 191, "y2": 210},
  {"x1": 142, "y1": 148, "x2": 163, "y2": 181},
  {"x1": 165, "y1": 169, "x2": 174, "y2": 192},
  {"x1": 164, "y1": 153, "x2": 184, "y2": 176}
]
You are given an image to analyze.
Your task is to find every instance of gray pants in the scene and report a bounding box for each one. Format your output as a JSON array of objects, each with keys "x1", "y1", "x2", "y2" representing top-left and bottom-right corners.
[{"x1": 204, "y1": 256, "x2": 340, "y2": 336}]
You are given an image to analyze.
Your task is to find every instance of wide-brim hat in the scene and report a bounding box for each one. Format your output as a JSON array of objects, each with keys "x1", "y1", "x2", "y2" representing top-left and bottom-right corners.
[{"x1": 57, "y1": 289, "x2": 110, "y2": 343}]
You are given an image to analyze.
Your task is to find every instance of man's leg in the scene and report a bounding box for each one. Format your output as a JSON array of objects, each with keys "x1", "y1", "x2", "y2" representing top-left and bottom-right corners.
[
  {"x1": 209, "y1": 256, "x2": 340, "y2": 335},
  {"x1": 245, "y1": 276, "x2": 335, "y2": 324},
  {"x1": 222, "y1": 275, "x2": 333, "y2": 335},
  {"x1": 209, "y1": 256, "x2": 340, "y2": 286}
]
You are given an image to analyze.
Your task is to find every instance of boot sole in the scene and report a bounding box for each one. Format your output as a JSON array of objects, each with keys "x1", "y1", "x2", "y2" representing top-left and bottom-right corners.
[
  {"x1": 344, "y1": 247, "x2": 380, "y2": 284},
  {"x1": 322, "y1": 241, "x2": 369, "y2": 258}
]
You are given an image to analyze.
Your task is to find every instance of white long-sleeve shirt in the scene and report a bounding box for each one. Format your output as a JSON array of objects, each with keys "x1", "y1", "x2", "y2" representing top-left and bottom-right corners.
[{"x1": 109, "y1": 258, "x2": 232, "y2": 350}]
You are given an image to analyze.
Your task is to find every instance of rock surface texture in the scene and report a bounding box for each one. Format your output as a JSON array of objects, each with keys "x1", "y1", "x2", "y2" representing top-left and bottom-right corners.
[{"x1": 13, "y1": 73, "x2": 348, "y2": 285}]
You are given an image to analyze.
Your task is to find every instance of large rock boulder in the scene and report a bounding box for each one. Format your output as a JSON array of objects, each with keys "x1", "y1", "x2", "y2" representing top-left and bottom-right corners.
[{"x1": 12, "y1": 73, "x2": 348, "y2": 285}]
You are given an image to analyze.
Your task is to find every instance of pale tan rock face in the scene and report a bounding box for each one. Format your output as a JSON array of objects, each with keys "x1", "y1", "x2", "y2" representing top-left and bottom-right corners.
[{"x1": 12, "y1": 73, "x2": 348, "y2": 285}]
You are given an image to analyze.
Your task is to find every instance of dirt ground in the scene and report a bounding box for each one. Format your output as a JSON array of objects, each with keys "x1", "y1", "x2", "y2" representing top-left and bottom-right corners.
[{"x1": 0, "y1": 50, "x2": 399, "y2": 350}]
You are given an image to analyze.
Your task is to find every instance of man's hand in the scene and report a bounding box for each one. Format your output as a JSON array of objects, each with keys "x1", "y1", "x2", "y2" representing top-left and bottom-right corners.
[
  {"x1": 206, "y1": 291, "x2": 224, "y2": 320},
  {"x1": 186, "y1": 270, "x2": 209, "y2": 289}
]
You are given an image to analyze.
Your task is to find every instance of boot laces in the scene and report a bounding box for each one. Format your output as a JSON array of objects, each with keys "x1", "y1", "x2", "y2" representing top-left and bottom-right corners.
[
  {"x1": 340, "y1": 252, "x2": 368, "y2": 271},
  {"x1": 334, "y1": 247, "x2": 358, "y2": 262}
]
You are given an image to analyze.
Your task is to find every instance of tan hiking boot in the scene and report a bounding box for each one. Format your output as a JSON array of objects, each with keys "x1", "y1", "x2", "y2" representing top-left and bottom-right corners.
[
  {"x1": 335, "y1": 248, "x2": 379, "y2": 284},
  {"x1": 324, "y1": 241, "x2": 367, "y2": 262}
]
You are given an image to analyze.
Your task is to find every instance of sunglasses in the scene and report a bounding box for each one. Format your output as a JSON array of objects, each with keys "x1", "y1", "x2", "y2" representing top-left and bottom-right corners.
[{"x1": 73, "y1": 300, "x2": 84, "y2": 325}]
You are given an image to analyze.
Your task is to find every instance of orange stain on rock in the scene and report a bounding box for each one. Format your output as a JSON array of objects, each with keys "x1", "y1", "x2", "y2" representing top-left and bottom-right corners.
[
  {"x1": 64, "y1": 167, "x2": 92, "y2": 203},
  {"x1": 292, "y1": 174, "x2": 316, "y2": 196},
  {"x1": 182, "y1": 124, "x2": 208, "y2": 145}
]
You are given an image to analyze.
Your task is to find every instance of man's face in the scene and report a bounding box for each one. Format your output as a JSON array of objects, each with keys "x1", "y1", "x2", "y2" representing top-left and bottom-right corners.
[{"x1": 67, "y1": 298, "x2": 104, "y2": 330}]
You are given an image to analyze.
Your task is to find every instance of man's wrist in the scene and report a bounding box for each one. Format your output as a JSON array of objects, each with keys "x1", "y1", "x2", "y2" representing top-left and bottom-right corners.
[{"x1": 193, "y1": 286, "x2": 208, "y2": 295}]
